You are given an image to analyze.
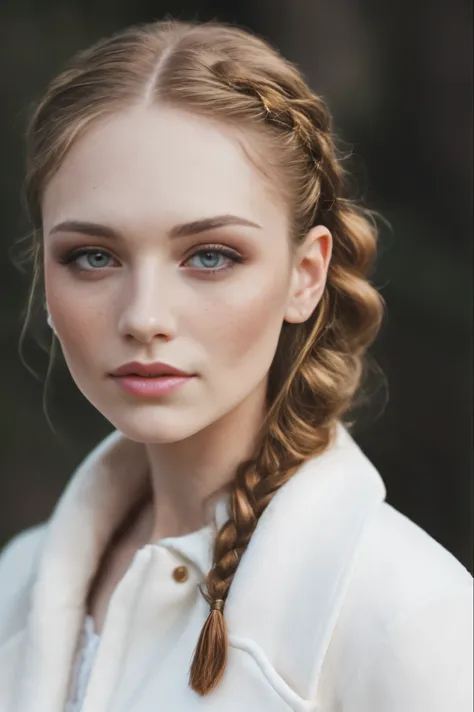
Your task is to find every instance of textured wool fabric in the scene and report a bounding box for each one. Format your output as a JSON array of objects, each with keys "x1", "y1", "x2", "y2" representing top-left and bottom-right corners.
[{"x1": 0, "y1": 423, "x2": 472, "y2": 712}]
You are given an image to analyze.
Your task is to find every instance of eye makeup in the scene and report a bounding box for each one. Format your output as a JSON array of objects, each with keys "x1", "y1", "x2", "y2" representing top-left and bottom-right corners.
[{"x1": 56, "y1": 243, "x2": 245, "y2": 276}]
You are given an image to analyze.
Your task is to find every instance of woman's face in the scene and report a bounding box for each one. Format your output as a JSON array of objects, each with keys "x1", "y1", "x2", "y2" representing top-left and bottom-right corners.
[{"x1": 42, "y1": 105, "x2": 331, "y2": 443}]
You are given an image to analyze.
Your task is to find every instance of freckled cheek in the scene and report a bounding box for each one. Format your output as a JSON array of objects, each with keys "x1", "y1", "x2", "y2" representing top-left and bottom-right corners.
[
  {"x1": 198, "y1": 276, "x2": 288, "y2": 365},
  {"x1": 45, "y1": 275, "x2": 107, "y2": 365}
]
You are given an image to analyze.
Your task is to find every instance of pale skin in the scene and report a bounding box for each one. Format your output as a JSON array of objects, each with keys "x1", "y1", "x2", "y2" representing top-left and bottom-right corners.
[{"x1": 41, "y1": 104, "x2": 332, "y2": 633}]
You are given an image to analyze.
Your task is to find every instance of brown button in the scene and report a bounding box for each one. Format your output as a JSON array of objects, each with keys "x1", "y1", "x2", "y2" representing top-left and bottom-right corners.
[{"x1": 172, "y1": 565, "x2": 189, "y2": 583}]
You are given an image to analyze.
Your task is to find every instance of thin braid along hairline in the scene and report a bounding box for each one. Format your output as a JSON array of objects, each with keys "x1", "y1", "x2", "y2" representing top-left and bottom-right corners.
[{"x1": 218, "y1": 68, "x2": 327, "y2": 164}]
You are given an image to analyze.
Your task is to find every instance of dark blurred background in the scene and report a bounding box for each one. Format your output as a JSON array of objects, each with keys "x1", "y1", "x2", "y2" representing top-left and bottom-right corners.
[{"x1": 1, "y1": 0, "x2": 472, "y2": 571}]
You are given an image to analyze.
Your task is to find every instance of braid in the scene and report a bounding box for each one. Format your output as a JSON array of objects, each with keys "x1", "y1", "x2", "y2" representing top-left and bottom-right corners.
[
  {"x1": 190, "y1": 436, "x2": 304, "y2": 693},
  {"x1": 189, "y1": 63, "x2": 382, "y2": 696}
]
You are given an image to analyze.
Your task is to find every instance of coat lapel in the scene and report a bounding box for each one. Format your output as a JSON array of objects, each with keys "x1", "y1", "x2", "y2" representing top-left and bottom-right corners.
[{"x1": 14, "y1": 431, "x2": 150, "y2": 712}]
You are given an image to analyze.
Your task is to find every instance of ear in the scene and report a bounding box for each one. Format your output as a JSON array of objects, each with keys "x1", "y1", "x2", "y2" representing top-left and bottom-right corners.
[{"x1": 284, "y1": 225, "x2": 333, "y2": 324}]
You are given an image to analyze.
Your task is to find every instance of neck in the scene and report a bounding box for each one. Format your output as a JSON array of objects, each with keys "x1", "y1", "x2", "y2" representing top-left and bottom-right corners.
[{"x1": 140, "y1": 387, "x2": 267, "y2": 544}]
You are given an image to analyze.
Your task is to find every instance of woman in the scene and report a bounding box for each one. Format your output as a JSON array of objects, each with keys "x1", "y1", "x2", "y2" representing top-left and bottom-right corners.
[{"x1": 0, "y1": 18, "x2": 472, "y2": 712}]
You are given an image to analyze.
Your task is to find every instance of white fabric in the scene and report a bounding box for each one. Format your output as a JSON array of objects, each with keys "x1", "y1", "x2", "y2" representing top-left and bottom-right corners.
[
  {"x1": 65, "y1": 616, "x2": 100, "y2": 712},
  {"x1": 0, "y1": 422, "x2": 472, "y2": 712}
]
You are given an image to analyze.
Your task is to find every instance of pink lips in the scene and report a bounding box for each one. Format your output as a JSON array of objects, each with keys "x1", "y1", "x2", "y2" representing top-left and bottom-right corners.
[
  {"x1": 114, "y1": 375, "x2": 194, "y2": 397},
  {"x1": 109, "y1": 361, "x2": 196, "y2": 398}
]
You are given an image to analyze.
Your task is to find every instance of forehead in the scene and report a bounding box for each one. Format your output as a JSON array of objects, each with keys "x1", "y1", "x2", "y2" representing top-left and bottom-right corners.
[{"x1": 42, "y1": 104, "x2": 287, "y2": 235}]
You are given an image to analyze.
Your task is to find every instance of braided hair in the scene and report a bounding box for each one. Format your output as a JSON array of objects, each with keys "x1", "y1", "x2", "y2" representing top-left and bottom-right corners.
[{"x1": 21, "y1": 19, "x2": 385, "y2": 695}]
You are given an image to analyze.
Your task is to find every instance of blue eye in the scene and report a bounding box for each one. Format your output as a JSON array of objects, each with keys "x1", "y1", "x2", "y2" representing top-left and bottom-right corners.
[
  {"x1": 78, "y1": 250, "x2": 111, "y2": 269},
  {"x1": 60, "y1": 248, "x2": 115, "y2": 271},
  {"x1": 185, "y1": 247, "x2": 243, "y2": 273},
  {"x1": 189, "y1": 250, "x2": 226, "y2": 269}
]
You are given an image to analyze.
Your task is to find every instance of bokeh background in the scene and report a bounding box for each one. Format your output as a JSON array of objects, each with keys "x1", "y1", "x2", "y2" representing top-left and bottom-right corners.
[{"x1": 1, "y1": 0, "x2": 472, "y2": 571}]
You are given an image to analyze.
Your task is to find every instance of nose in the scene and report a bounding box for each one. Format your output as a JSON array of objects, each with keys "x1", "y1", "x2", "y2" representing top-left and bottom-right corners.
[{"x1": 117, "y1": 264, "x2": 178, "y2": 343}]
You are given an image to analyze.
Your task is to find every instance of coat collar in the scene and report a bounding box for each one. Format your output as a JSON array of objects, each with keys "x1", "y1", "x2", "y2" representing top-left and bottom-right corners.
[{"x1": 15, "y1": 421, "x2": 386, "y2": 710}]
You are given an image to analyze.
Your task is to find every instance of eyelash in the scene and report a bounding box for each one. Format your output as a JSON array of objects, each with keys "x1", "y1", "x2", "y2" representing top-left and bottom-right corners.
[{"x1": 58, "y1": 244, "x2": 245, "y2": 275}]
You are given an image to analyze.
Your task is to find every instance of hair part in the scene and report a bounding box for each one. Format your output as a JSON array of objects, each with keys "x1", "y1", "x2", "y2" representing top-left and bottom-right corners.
[{"x1": 20, "y1": 18, "x2": 385, "y2": 695}]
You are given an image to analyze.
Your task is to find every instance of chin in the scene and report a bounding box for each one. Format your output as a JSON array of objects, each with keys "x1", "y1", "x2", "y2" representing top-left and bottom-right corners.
[{"x1": 104, "y1": 409, "x2": 207, "y2": 444}]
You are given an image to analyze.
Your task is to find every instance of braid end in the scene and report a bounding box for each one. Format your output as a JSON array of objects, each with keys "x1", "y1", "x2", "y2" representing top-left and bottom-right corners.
[{"x1": 189, "y1": 605, "x2": 228, "y2": 695}]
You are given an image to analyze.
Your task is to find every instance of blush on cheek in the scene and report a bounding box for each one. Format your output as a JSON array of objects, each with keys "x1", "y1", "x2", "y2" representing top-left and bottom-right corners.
[
  {"x1": 51, "y1": 311, "x2": 95, "y2": 349},
  {"x1": 56, "y1": 331, "x2": 95, "y2": 386},
  {"x1": 45, "y1": 291, "x2": 105, "y2": 384},
  {"x1": 215, "y1": 279, "x2": 287, "y2": 367}
]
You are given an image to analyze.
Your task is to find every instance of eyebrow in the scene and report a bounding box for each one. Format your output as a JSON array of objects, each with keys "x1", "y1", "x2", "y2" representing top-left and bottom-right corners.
[{"x1": 48, "y1": 214, "x2": 262, "y2": 239}]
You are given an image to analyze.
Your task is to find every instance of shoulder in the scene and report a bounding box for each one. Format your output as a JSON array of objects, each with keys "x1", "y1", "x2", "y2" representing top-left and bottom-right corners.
[
  {"x1": 319, "y1": 502, "x2": 473, "y2": 711},
  {"x1": 0, "y1": 524, "x2": 47, "y2": 582},
  {"x1": 353, "y1": 501, "x2": 472, "y2": 615},
  {"x1": 0, "y1": 524, "x2": 48, "y2": 641}
]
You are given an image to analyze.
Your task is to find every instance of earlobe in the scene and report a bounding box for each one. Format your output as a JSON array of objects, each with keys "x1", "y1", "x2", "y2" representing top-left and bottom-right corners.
[
  {"x1": 46, "y1": 310, "x2": 57, "y2": 334},
  {"x1": 284, "y1": 225, "x2": 332, "y2": 324}
]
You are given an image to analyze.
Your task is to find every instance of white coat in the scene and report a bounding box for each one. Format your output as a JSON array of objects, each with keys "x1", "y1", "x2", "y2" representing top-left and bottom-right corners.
[{"x1": 0, "y1": 423, "x2": 472, "y2": 711}]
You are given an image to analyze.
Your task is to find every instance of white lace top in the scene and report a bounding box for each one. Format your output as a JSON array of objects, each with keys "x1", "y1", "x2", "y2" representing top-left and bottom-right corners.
[{"x1": 65, "y1": 615, "x2": 101, "y2": 712}]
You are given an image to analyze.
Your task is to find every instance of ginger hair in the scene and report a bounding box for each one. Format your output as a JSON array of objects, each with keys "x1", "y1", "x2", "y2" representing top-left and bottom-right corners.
[{"x1": 20, "y1": 19, "x2": 385, "y2": 695}]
